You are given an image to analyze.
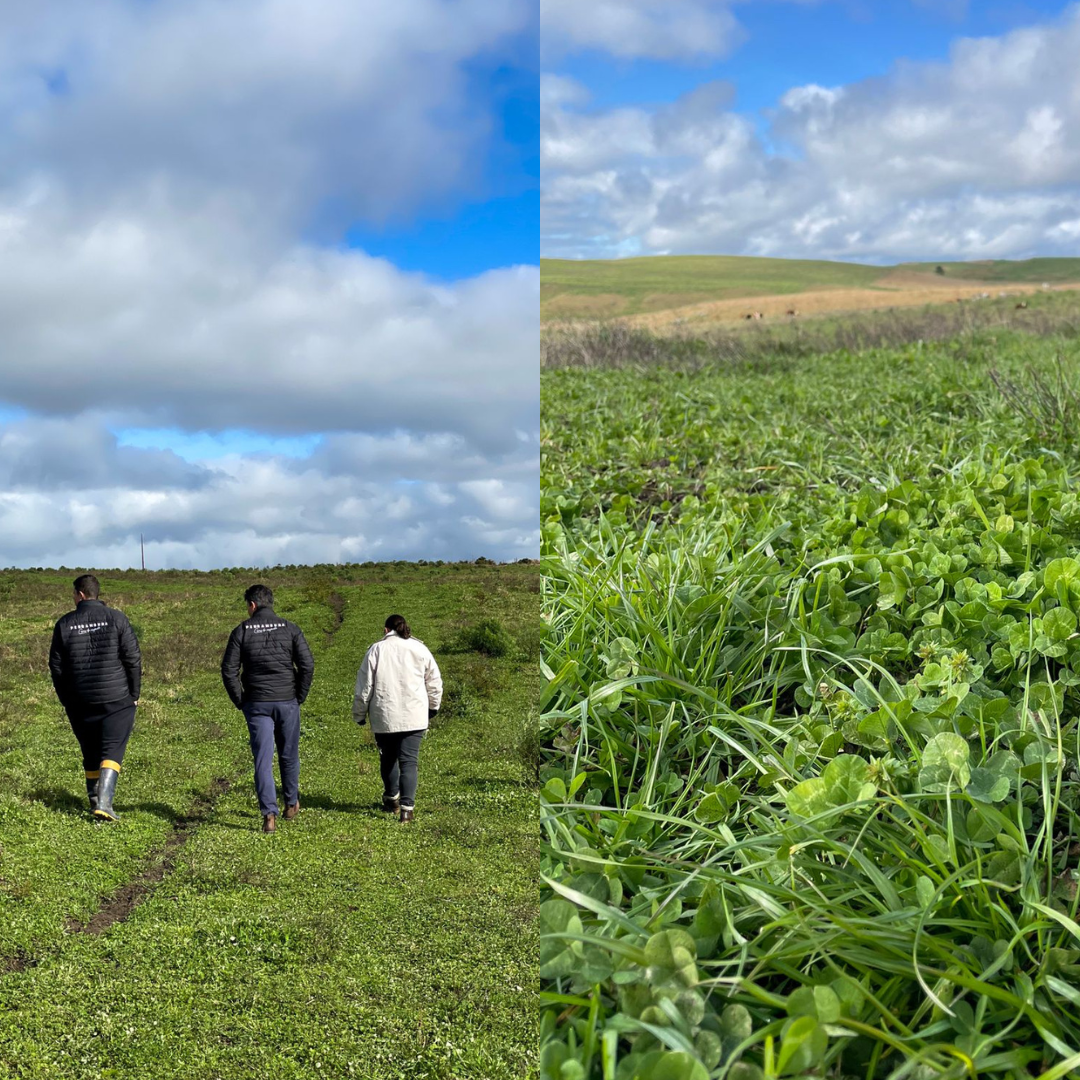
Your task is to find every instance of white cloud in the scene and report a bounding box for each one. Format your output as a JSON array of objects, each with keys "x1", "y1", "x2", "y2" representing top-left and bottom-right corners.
[
  {"x1": 0, "y1": 202, "x2": 538, "y2": 451},
  {"x1": 541, "y1": 79, "x2": 746, "y2": 175},
  {"x1": 0, "y1": 0, "x2": 531, "y2": 230},
  {"x1": 542, "y1": 6, "x2": 1080, "y2": 261},
  {"x1": 541, "y1": 0, "x2": 744, "y2": 61},
  {"x1": 540, "y1": 74, "x2": 591, "y2": 112},
  {"x1": 779, "y1": 83, "x2": 845, "y2": 113},
  {"x1": 540, "y1": 0, "x2": 838, "y2": 62},
  {"x1": 0, "y1": 1, "x2": 540, "y2": 567},
  {"x1": 0, "y1": 417, "x2": 538, "y2": 568}
]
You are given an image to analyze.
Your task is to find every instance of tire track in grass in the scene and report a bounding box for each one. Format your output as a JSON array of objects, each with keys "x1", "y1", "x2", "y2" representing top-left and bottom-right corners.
[
  {"x1": 327, "y1": 590, "x2": 345, "y2": 641},
  {"x1": 0, "y1": 771, "x2": 241, "y2": 971},
  {"x1": 69, "y1": 774, "x2": 238, "y2": 936},
  {"x1": 7, "y1": 587, "x2": 345, "y2": 953},
  {"x1": 0, "y1": 950, "x2": 37, "y2": 975},
  {"x1": 0, "y1": 587, "x2": 340, "y2": 968},
  {"x1": 0, "y1": 771, "x2": 249, "y2": 973}
]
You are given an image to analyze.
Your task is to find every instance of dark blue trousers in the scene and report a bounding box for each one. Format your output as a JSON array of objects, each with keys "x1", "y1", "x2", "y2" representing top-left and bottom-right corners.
[{"x1": 243, "y1": 699, "x2": 300, "y2": 817}]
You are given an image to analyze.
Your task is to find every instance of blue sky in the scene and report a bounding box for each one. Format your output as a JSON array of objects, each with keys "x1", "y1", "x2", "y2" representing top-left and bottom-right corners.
[
  {"x1": 542, "y1": 0, "x2": 1080, "y2": 261},
  {"x1": 348, "y1": 191, "x2": 538, "y2": 280},
  {"x1": 116, "y1": 429, "x2": 324, "y2": 463},
  {"x1": 0, "y1": 2, "x2": 539, "y2": 570},
  {"x1": 120, "y1": 35, "x2": 539, "y2": 460},
  {"x1": 557, "y1": 2, "x2": 1071, "y2": 117},
  {"x1": 348, "y1": 57, "x2": 538, "y2": 278}
]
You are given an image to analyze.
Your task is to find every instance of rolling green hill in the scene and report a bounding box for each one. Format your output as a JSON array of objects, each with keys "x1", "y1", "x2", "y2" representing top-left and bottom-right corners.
[
  {"x1": 540, "y1": 254, "x2": 1080, "y2": 321},
  {"x1": 899, "y1": 256, "x2": 1080, "y2": 283}
]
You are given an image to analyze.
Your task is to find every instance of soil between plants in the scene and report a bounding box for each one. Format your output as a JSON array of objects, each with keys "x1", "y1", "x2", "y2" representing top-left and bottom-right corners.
[{"x1": 69, "y1": 776, "x2": 233, "y2": 937}]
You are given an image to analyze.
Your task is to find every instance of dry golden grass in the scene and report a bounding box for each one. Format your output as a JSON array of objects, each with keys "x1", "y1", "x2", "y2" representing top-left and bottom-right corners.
[{"x1": 625, "y1": 280, "x2": 1080, "y2": 333}]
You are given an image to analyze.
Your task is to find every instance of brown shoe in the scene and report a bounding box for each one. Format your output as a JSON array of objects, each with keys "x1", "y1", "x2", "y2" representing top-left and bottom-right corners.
[
  {"x1": 284, "y1": 800, "x2": 300, "y2": 820},
  {"x1": 400, "y1": 808, "x2": 414, "y2": 824},
  {"x1": 262, "y1": 813, "x2": 277, "y2": 833},
  {"x1": 382, "y1": 795, "x2": 400, "y2": 813}
]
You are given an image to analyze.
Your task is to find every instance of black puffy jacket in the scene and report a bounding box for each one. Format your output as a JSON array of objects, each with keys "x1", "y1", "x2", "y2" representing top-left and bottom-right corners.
[
  {"x1": 221, "y1": 606, "x2": 314, "y2": 708},
  {"x1": 49, "y1": 599, "x2": 142, "y2": 709}
]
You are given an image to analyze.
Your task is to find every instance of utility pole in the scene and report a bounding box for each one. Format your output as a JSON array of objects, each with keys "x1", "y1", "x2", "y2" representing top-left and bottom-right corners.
[{"x1": 141, "y1": 534, "x2": 145, "y2": 572}]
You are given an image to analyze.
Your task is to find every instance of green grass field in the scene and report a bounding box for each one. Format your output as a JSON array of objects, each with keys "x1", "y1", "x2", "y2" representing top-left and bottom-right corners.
[
  {"x1": 0, "y1": 563, "x2": 540, "y2": 1080},
  {"x1": 540, "y1": 256, "x2": 884, "y2": 319},
  {"x1": 539, "y1": 255, "x2": 1080, "y2": 321},
  {"x1": 900, "y1": 258, "x2": 1080, "y2": 284},
  {"x1": 540, "y1": 318, "x2": 1080, "y2": 1078}
]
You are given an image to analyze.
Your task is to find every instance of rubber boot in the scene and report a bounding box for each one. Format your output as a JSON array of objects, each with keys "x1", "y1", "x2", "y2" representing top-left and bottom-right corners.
[
  {"x1": 93, "y1": 765, "x2": 121, "y2": 822},
  {"x1": 85, "y1": 772, "x2": 99, "y2": 812}
]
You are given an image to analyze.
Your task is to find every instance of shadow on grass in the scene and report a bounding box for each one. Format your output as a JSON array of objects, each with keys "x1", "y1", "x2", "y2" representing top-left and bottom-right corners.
[
  {"x1": 28, "y1": 787, "x2": 225, "y2": 825},
  {"x1": 205, "y1": 819, "x2": 267, "y2": 832},
  {"x1": 199, "y1": 794, "x2": 391, "y2": 829},
  {"x1": 458, "y1": 776, "x2": 533, "y2": 792},
  {"x1": 26, "y1": 787, "x2": 88, "y2": 816},
  {"x1": 299, "y1": 793, "x2": 387, "y2": 817},
  {"x1": 31, "y1": 785, "x2": 396, "y2": 825},
  {"x1": 123, "y1": 801, "x2": 191, "y2": 822}
]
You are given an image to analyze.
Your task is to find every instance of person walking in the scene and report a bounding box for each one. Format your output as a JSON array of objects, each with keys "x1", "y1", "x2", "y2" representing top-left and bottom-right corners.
[
  {"x1": 221, "y1": 584, "x2": 314, "y2": 834},
  {"x1": 353, "y1": 614, "x2": 442, "y2": 823},
  {"x1": 48, "y1": 574, "x2": 142, "y2": 822}
]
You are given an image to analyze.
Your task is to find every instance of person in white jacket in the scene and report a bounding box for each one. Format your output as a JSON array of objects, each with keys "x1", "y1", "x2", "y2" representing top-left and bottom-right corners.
[{"x1": 353, "y1": 614, "x2": 443, "y2": 823}]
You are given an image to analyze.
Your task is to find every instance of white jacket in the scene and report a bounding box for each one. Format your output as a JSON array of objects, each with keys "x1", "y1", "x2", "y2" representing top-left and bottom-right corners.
[{"x1": 352, "y1": 632, "x2": 443, "y2": 734}]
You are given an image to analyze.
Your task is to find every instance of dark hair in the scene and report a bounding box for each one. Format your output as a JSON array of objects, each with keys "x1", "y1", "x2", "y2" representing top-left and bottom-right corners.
[
  {"x1": 245, "y1": 584, "x2": 274, "y2": 608},
  {"x1": 385, "y1": 614, "x2": 411, "y2": 639},
  {"x1": 73, "y1": 574, "x2": 100, "y2": 599}
]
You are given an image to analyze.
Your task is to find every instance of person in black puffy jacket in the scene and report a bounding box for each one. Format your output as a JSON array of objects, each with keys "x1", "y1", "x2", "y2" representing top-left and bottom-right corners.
[
  {"x1": 221, "y1": 583, "x2": 314, "y2": 833},
  {"x1": 49, "y1": 573, "x2": 142, "y2": 821}
]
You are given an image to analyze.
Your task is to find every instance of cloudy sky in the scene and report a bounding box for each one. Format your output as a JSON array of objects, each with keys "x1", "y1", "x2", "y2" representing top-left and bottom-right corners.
[
  {"x1": 0, "y1": 0, "x2": 538, "y2": 571},
  {"x1": 542, "y1": 0, "x2": 1080, "y2": 261}
]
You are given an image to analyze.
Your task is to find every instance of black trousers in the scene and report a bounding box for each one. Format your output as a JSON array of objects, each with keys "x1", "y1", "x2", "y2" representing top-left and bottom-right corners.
[
  {"x1": 67, "y1": 698, "x2": 137, "y2": 775},
  {"x1": 374, "y1": 729, "x2": 425, "y2": 809}
]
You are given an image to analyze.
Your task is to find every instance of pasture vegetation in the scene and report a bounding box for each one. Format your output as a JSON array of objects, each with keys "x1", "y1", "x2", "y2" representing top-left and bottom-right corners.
[
  {"x1": 540, "y1": 257, "x2": 884, "y2": 320},
  {"x1": 900, "y1": 261, "x2": 1080, "y2": 286},
  {"x1": 539, "y1": 255, "x2": 1080, "y2": 322},
  {"x1": 0, "y1": 562, "x2": 540, "y2": 1080},
  {"x1": 540, "y1": 312, "x2": 1080, "y2": 1079},
  {"x1": 541, "y1": 291, "x2": 1080, "y2": 372}
]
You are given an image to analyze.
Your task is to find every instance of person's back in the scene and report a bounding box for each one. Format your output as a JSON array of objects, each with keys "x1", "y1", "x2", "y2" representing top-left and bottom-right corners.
[
  {"x1": 50, "y1": 599, "x2": 141, "y2": 709},
  {"x1": 221, "y1": 605, "x2": 313, "y2": 708},
  {"x1": 221, "y1": 584, "x2": 314, "y2": 833},
  {"x1": 363, "y1": 633, "x2": 439, "y2": 733},
  {"x1": 353, "y1": 614, "x2": 442, "y2": 823},
  {"x1": 48, "y1": 574, "x2": 142, "y2": 822}
]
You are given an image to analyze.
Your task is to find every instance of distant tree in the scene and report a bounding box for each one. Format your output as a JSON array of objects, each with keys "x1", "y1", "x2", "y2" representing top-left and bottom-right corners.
[{"x1": 935, "y1": 265, "x2": 945, "y2": 275}]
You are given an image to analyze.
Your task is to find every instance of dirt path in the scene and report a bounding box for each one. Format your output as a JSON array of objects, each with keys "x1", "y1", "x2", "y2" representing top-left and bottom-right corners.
[{"x1": 68, "y1": 776, "x2": 235, "y2": 937}]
